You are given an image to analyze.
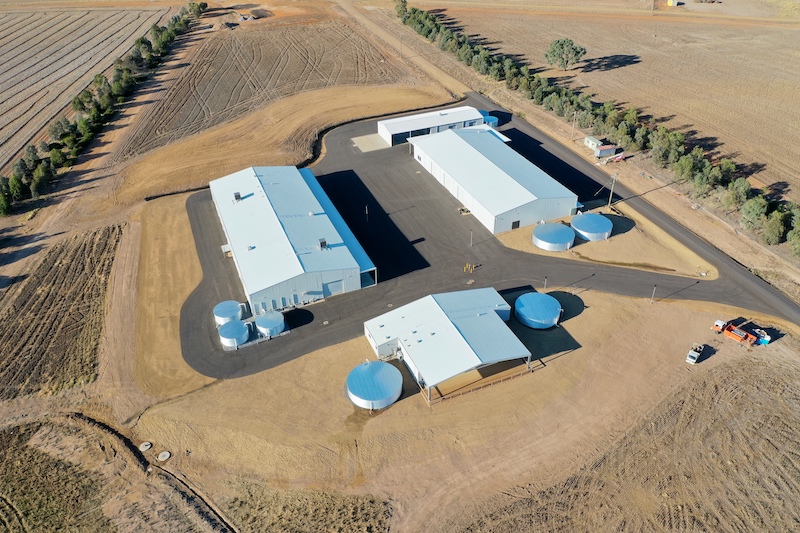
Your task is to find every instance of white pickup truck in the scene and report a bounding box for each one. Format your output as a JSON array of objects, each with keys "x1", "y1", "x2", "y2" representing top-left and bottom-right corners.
[{"x1": 686, "y1": 343, "x2": 703, "y2": 364}]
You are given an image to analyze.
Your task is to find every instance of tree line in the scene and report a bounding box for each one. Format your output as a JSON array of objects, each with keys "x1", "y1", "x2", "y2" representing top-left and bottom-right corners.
[
  {"x1": 0, "y1": 2, "x2": 208, "y2": 216},
  {"x1": 394, "y1": 2, "x2": 800, "y2": 254}
]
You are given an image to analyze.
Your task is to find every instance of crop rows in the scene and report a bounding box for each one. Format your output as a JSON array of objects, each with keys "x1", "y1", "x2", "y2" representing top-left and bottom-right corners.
[
  {"x1": 111, "y1": 21, "x2": 403, "y2": 163},
  {"x1": 0, "y1": 9, "x2": 167, "y2": 173},
  {"x1": 0, "y1": 225, "x2": 123, "y2": 400}
]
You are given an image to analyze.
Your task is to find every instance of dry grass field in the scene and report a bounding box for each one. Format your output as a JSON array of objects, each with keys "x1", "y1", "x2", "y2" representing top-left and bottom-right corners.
[
  {"x1": 411, "y1": 5, "x2": 800, "y2": 196},
  {"x1": 498, "y1": 203, "x2": 718, "y2": 279},
  {"x1": 0, "y1": 225, "x2": 122, "y2": 401},
  {"x1": 110, "y1": 18, "x2": 407, "y2": 164},
  {"x1": 457, "y1": 347, "x2": 800, "y2": 531},
  {"x1": 0, "y1": 7, "x2": 168, "y2": 173}
]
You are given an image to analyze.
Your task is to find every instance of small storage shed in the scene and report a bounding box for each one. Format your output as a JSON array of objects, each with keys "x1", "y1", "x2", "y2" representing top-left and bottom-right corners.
[
  {"x1": 571, "y1": 212, "x2": 613, "y2": 241},
  {"x1": 584, "y1": 136, "x2": 601, "y2": 150},
  {"x1": 532, "y1": 223, "x2": 576, "y2": 251},
  {"x1": 595, "y1": 145, "x2": 617, "y2": 158},
  {"x1": 364, "y1": 288, "x2": 531, "y2": 403}
]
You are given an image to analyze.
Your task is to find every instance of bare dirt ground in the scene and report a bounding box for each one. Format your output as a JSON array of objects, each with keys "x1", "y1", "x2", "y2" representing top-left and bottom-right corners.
[
  {"x1": 498, "y1": 203, "x2": 718, "y2": 278},
  {"x1": 456, "y1": 343, "x2": 800, "y2": 531},
  {"x1": 0, "y1": 7, "x2": 168, "y2": 173}
]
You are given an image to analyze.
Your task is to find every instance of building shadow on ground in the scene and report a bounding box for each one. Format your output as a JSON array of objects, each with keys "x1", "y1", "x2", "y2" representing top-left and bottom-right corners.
[{"x1": 316, "y1": 169, "x2": 429, "y2": 281}]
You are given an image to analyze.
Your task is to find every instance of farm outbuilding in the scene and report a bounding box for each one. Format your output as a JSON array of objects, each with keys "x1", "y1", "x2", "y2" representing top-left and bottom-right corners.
[
  {"x1": 532, "y1": 223, "x2": 576, "y2": 251},
  {"x1": 409, "y1": 128, "x2": 579, "y2": 234},
  {"x1": 571, "y1": 212, "x2": 613, "y2": 241},
  {"x1": 346, "y1": 360, "x2": 404, "y2": 410},
  {"x1": 584, "y1": 136, "x2": 601, "y2": 150},
  {"x1": 377, "y1": 105, "x2": 485, "y2": 146},
  {"x1": 210, "y1": 166, "x2": 377, "y2": 314},
  {"x1": 595, "y1": 145, "x2": 617, "y2": 158},
  {"x1": 363, "y1": 288, "x2": 531, "y2": 403}
]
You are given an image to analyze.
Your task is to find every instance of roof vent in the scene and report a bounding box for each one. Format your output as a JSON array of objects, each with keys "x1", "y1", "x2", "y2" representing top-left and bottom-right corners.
[
  {"x1": 234, "y1": 192, "x2": 242, "y2": 202},
  {"x1": 319, "y1": 238, "x2": 327, "y2": 250}
]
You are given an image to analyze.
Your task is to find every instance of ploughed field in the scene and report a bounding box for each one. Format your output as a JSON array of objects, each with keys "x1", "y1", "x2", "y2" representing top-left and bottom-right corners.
[
  {"x1": 0, "y1": 225, "x2": 122, "y2": 400},
  {"x1": 0, "y1": 8, "x2": 168, "y2": 173},
  {"x1": 110, "y1": 20, "x2": 405, "y2": 164},
  {"x1": 422, "y1": 8, "x2": 800, "y2": 195}
]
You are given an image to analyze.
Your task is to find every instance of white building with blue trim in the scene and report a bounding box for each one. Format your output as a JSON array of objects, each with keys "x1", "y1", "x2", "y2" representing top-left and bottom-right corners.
[
  {"x1": 409, "y1": 128, "x2": 579, "y2": 234},
  {"x1": 210, "y1": 166, "x2": 377, "y2": 314}
]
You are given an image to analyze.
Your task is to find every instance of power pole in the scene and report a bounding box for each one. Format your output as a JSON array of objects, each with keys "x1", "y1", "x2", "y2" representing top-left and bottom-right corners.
[
  {"x1": 570, "y1": 110, "x2": 577, "y2": 141},
  {"x1": 607, "y1": 173, "x2": 618, "y2": 209}
]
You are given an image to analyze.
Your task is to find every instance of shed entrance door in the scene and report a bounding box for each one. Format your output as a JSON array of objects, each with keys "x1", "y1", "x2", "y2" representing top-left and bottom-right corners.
[
  {"x1": 511, "y1": 220, "x2": 520, "y2": 230},
  {"x1": 322, "y1": 280, "x2": 343, "y2": 298}
]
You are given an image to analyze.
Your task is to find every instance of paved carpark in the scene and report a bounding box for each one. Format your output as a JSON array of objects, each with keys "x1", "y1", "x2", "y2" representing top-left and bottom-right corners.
[{"x1": 180, "y1": 94, "x2": 800, "y2": 379}]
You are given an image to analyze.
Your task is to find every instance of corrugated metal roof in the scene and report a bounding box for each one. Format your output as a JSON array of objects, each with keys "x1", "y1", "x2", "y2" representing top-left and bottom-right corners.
[
  {"x1": 209, "y1": 167, "x2": 375, "y2": 297},
  {"x1": 378, "y1": 106, "x2": 484, "y2": 135},
  {"x1": 364, "y1": 288, "x2": 530, "y2": 388},
  {"x1": 409, "y1": 129, "x2": 577, "y2": 216}
]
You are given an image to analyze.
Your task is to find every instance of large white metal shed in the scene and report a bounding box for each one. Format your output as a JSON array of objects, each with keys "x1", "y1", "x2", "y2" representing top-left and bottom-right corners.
[
  {"x1": 377, "y1": 105, "x2": 485, "y2": 146},
  {"x1": 408, "y1": 128, "x2": 579, "y2": 234},
  {"x1": 210, "y1": 166, "x2": 377, "y2": 314},
  {"x1": 364, "y1": 287, "x2": 531, "y2": 403}
]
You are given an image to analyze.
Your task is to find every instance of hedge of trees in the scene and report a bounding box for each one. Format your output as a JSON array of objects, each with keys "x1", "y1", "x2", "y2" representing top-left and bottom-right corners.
[
  {"x1": 0, "y1": 2, "x2": 207, "y2": 216},
  {"x1": 394, "y1": 2, "x2": 798, "y2": 254}
]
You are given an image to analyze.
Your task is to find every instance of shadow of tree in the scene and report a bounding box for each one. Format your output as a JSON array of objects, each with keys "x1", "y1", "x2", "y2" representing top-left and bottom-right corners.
[{"x1": 580, "y1": 54, "x2": 641, "y2": 73}]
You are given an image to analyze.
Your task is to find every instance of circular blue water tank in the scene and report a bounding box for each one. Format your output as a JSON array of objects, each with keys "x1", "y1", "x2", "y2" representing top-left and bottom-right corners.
[
  {"x1": 347, "y1": 361, "x2": 403, "y2": 410},
  {"x1": 255, "y1": 311, "x2": 285, "y2": 337},
  {"x1": 515, "y1": 292, "x2": 562, "y2": 329},
  {"x1": 214, "y1": 300, "x2": 242, "y2": 325},
  {"x1": 218, "y1": 320, "x2": 249, "y2": 348},
  {"x1": 532, "y1": 223, "x2": 575, "y2": 251},
  {"x1": 571, "y1": 213, "x2": 613, "y2": 241}
]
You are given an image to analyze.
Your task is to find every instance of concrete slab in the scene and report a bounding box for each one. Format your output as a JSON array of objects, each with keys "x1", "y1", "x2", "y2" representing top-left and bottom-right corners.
[{"x1": 352, "y1": 133, "x2": 389, "y2": 153}]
